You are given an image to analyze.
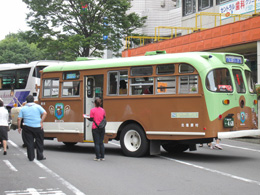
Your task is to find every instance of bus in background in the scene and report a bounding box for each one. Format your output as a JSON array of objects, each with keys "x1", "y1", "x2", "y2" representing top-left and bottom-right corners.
[
  {"x1": 38, "y1": 51, "x2": 260, "y2": 157},
  {"x1": 0, "y1": 60, "x2": 64, "y2": 109}
]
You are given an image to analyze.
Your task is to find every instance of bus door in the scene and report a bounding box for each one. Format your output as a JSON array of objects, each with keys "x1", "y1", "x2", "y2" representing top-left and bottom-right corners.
[
  {"x1": 232, "y1": 68, "x2": 249, "y2": 129},
  {"x1": 84, "y1": 75, "x2": 104, "y2": 141}
]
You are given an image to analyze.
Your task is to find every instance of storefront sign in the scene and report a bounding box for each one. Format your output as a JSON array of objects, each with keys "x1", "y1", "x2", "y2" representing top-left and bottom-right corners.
[{"x1": 219, "y1": 0, "x2": 260, "y2": 20}]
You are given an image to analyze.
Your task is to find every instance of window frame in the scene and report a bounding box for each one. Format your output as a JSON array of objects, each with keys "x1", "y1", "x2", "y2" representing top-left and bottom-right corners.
[
  {"x1": 178, "y1": 75, "x2": 199, "y2": 94},
  {"x1": 156, "y1": 76, "x2": 176, "y2": 95},
  {"x1": 198, "y1": 0, "x2": 213, "y2": 11},
  {"x1": 107, "y1": 70, "x2": 128, "y2": 96},
  {"x1": 206, "y1": 68, "x2": 233, "y2": 93},
  {"x1": 42, "y1": 78, "x2": 60, "y2": 98},
  {"x1": 61, "y1": 81, "x2": 80, "y2": 97},
  {"x1": 183, "y1": 0, "x2": 196, "y2": 16}
]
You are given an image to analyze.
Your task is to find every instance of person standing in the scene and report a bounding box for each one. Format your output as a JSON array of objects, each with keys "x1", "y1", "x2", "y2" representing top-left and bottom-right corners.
[
  {"x1": 84, "y1": 97, "x2": 106, "y2": 161},
  {"x1": 0, "y1": 99, "x2": 9, "y2": 155},
  {"x1": 17, "y1": 95, "x2": 47, "y2": 161}
]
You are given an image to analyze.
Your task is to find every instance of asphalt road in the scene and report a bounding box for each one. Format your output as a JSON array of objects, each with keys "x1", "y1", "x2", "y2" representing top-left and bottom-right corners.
[{"x1": 1, "y1": 130, "x2": 260, "y2": 195}]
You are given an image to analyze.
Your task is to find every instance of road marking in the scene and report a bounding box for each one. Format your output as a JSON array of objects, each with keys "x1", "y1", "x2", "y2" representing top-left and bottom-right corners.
[
  {"x1": 8, "y1": 140, "x2": 86, "y2": 195},
  {"x1": 159, "y1": 155, "x2": 260, "y2": 186},
  {"x1": 5, "y1": 188, "x2": 65, "y2": 195},
  {"x1": 109, "y1": 141, "x2": 260, "y2": 186},
  {"x1": 3, "y1": 160, "x2": 18, "y2": 172},
  {"x1": 221, "y1": 143, "x2": 260, "y2": 153}
]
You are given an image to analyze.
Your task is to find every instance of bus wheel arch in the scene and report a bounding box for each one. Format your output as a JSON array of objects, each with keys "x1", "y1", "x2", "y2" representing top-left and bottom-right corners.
[{"x1": 119, "y1": 122, "x2": 149, "y2": 157}]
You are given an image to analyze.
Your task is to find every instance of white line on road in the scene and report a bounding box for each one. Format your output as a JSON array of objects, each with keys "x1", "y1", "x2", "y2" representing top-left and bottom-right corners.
[
  {"x1": 3, "y1": 160, "x2": 18, "y2": 172},
  {"x1": 109, "y1": 141, "x2": 260, "y2": 186},
  {"x1": 159, "y1": 155, "x2": 260, "y2": 186},
  {"x1": 8, "y1": 140, "x2": 86, "y2": 195},
  {"x1": 221, "y1": 143, "x2": 260, "y2": 152}
]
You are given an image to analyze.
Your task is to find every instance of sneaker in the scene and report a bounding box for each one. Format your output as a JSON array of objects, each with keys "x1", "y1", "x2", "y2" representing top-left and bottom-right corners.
[
  {"x1": 94, "y1": 158, "x2": 100, "y2": 161},
  {"x1": 214, "y1": 144, "x2": 223, "y2": 150},
  {"x1": 100, "y1": 158, "x2": 105, "y2": 161}
]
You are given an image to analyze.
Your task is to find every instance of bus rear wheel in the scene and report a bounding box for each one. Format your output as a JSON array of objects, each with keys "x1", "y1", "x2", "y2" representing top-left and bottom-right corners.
[
  {"x1": 120, "y1": 124, "x2": 149, "y2": 157},
  {"x1": 162, "y1": 143, "x2": 189, "y2": 154}
]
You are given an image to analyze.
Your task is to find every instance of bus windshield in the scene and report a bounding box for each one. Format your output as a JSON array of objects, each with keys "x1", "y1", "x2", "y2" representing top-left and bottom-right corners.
[
  {"x1": 206, "y1": 68, "x2": 233, "y2": 92},
  {"x1": 232, "y1": 69, "x2": 246, "y2": 93},
  {"x1": 245, "y1": 70, "x2": 255, "y2": 93}
]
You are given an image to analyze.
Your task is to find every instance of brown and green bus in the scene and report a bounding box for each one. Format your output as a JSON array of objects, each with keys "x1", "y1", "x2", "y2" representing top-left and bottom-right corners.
[{"x1": 38, "y1": 51, "x2": 260, "y2": 157}]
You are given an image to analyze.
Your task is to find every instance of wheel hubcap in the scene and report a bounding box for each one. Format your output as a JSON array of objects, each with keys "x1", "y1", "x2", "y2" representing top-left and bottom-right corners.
[{"x1": 124, "y1": 130, "x2": 141, "y2": 152}]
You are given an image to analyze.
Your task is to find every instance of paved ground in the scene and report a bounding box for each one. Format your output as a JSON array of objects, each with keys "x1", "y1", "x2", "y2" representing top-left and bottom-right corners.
[{"x1": 233, "y1": 136, "x2": 260, "y2": 144}]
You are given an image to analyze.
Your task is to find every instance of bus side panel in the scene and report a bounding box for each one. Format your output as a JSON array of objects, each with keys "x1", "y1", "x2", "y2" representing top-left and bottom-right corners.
[{"x1": 104, "y1": 94, "x2": 212, "y2": 141}]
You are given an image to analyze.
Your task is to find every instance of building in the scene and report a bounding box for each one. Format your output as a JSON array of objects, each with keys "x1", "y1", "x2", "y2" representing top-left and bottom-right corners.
[{"x1": 125, "y1": 0, "x2": 260, "y2": 83}]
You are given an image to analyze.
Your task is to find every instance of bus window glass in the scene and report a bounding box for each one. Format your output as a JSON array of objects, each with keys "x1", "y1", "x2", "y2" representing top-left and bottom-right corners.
[
  {"x1": 33, "y1": 66, "x2": 47, "y2": 78},
  {"x1": 119, "y1": 71, "x2": 128, "y2": 95},
  {"x1": 179, "y1": 63, "x2": 194, "y2": 73},
  {"x1": 17, "y1": 68, "x2": 30, "y2": 89},
  {"x1": 87, "y1": 78, "x2": 94, "y2": 98},
  {"x1": 62, "y1": 81, "x2": 80, "y2": 97},
  {"x1": 157, "y1": 64, "x2": 175, "y2": 75},
  {"x1": 206, "y1": 68, "x2": 233, "y2": 92},
  {"x1": 108, "y1": 72, "x2": 118, "y2": 95},
  {"x1": 0, "y1": 70, "x2": 15, "y2": 90},
  {"x1": 156, "y1": 76, "x2": 176, "y2": 94},
  {"x1": 179, "y1": 75, "x2": 198, "y2": 94},
  {"x1": 232, "y1": 69, "x2": 246, "y2": 93},
  {"x1": 0, "y1": 69, "x2": 30, "y2": 90},
  {"x1": 130, "y1": 77, "x2": 153, "y2": 95},
  {"x1": 43, "y1": 79, "x2": 59, "y2": 97},
  {"x1": 245, "y1": 71, "x2": 255, "y2": 93},
  {"x1": 131, "y1": 66, "x2": 153, "y2": 76}
]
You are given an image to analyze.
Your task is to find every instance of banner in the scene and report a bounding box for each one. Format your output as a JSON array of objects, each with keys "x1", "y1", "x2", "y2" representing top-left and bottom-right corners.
[{"x1": 219, "y1": 0, "x2": 260, "y2": 19}]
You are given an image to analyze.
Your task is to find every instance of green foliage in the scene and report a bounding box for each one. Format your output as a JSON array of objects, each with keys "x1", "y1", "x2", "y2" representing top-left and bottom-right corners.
[
  {"x1": 0, "y1": 33, "x2": 44, "y2": 64},
  {"x1": 22, "y1": 0, "x2": 147, "y2": 58}
]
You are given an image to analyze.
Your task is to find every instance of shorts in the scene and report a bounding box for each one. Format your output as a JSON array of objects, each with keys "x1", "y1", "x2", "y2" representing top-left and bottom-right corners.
[{"x1": 0, "y1": 126, "x2": 9, "y2": 140}]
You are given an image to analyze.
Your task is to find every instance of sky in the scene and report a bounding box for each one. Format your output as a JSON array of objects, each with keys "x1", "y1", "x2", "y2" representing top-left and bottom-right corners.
[{"x1": 0, "y1": 0, "x2": 30, "y2": 41}]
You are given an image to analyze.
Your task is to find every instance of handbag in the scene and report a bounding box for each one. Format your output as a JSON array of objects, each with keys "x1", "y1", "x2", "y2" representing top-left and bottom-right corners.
[{"x1": 93, "y1": 116, "x2": 107, "y2": 129}]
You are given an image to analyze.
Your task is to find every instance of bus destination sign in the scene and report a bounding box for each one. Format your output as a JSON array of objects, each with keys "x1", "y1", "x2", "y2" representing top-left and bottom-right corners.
[{"x1": 225, "y1": 55, "x2": 243, "y2": 64}]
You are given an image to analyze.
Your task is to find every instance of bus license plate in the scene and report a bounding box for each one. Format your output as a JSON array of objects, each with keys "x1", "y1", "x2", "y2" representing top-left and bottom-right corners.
[{"x1": 224, "y1": 117, "x2": 234, "y2": 128}]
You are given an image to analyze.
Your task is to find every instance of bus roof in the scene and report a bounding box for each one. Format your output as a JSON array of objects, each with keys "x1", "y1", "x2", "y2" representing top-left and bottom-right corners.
[
  {"x1": 0, "y1": 60, "x2": 65, "y2": 71},
  {"x1": 42, "y1": 52, "x2": 247, "y2": 73}
]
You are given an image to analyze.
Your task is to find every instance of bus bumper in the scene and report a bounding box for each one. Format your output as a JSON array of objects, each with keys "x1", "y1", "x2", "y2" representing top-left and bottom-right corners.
[{"x1": 218, "y1": 129, "x2": 260, "y2": 139}]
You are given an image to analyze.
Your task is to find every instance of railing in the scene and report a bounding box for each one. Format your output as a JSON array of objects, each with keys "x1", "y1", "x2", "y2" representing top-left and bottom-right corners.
[
  {"x1": 125, "y1": 11, "x2": 255, "y2": 49},
  {"x1": 155, "y1": 26, "x2": 207, "y2": 41},
  {"x1": 195, "y1": 12, "x2": 252, "y2": 30}
]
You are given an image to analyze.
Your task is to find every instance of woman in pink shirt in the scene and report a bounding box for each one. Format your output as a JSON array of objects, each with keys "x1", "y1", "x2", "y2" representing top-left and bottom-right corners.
[{"x1": 87, "y1": 97, "x2": 106, "y2": 161}]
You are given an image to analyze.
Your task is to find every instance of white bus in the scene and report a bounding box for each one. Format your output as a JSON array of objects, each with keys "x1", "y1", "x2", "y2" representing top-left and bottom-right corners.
[{"x1": 0, "y1": 60, "x2": 63, "y2": 109}]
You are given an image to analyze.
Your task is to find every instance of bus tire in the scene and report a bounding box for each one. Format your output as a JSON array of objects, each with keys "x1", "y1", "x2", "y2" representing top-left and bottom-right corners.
[
  {"x1": 162, "y1": 143, "x2": 189, "y2": 154},
  {"x1": 63, "y1": 142, "x2": 77, "y2": 146},
  {"x1": 120, "y1": 124, "x2": 149, "y2": 157}
]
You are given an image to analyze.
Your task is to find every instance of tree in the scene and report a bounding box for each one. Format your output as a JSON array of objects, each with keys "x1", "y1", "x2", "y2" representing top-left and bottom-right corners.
[
  {"x1": 0, "y1": 33, "x2": 44, "y2": 64},
  {"x1": 23, "y1": 0, "x2": 147, "y2": 57}
]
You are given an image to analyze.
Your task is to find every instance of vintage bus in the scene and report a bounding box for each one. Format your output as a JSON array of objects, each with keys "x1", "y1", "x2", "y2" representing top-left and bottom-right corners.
[
  {"x1": 0, "y1": 60, "x2": 63, "y2": 109},
  {"x1": 38, "y1": 51, "x2": 260, "y2": 157}
]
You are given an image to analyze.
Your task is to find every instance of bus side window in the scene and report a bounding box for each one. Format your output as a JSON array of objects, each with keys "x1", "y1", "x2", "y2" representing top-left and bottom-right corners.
[
  {"x1": 156, "y1": 76, "x2": 176, "y2": 94},
  {"x1": 62, "y1": 81, "x2": 80, "y2": 97},
  {"x1": 43, "y1": 79, "x2": 59, "y2": 98},
  {"x1": 108, "y1": 72, "x2": 118, "y2": 95},
  {"x1": 130, "y1": 77, "x2": 154, "y2": 95},
  {"x1": 108, "y1": 70, "x2": 128, "y2": 96},
  {"x1": 179, "y1": 75, "x2": 198, "y2": 94}
]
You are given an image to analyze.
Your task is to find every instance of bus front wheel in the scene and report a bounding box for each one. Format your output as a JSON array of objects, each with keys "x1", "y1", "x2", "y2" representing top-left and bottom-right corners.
[
  {"x1": 162, "y1": 143, "x2": 189, "y2": 154},
  {"x1": 120, "y1": 124, "x2": 149, "y2": 157}
]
